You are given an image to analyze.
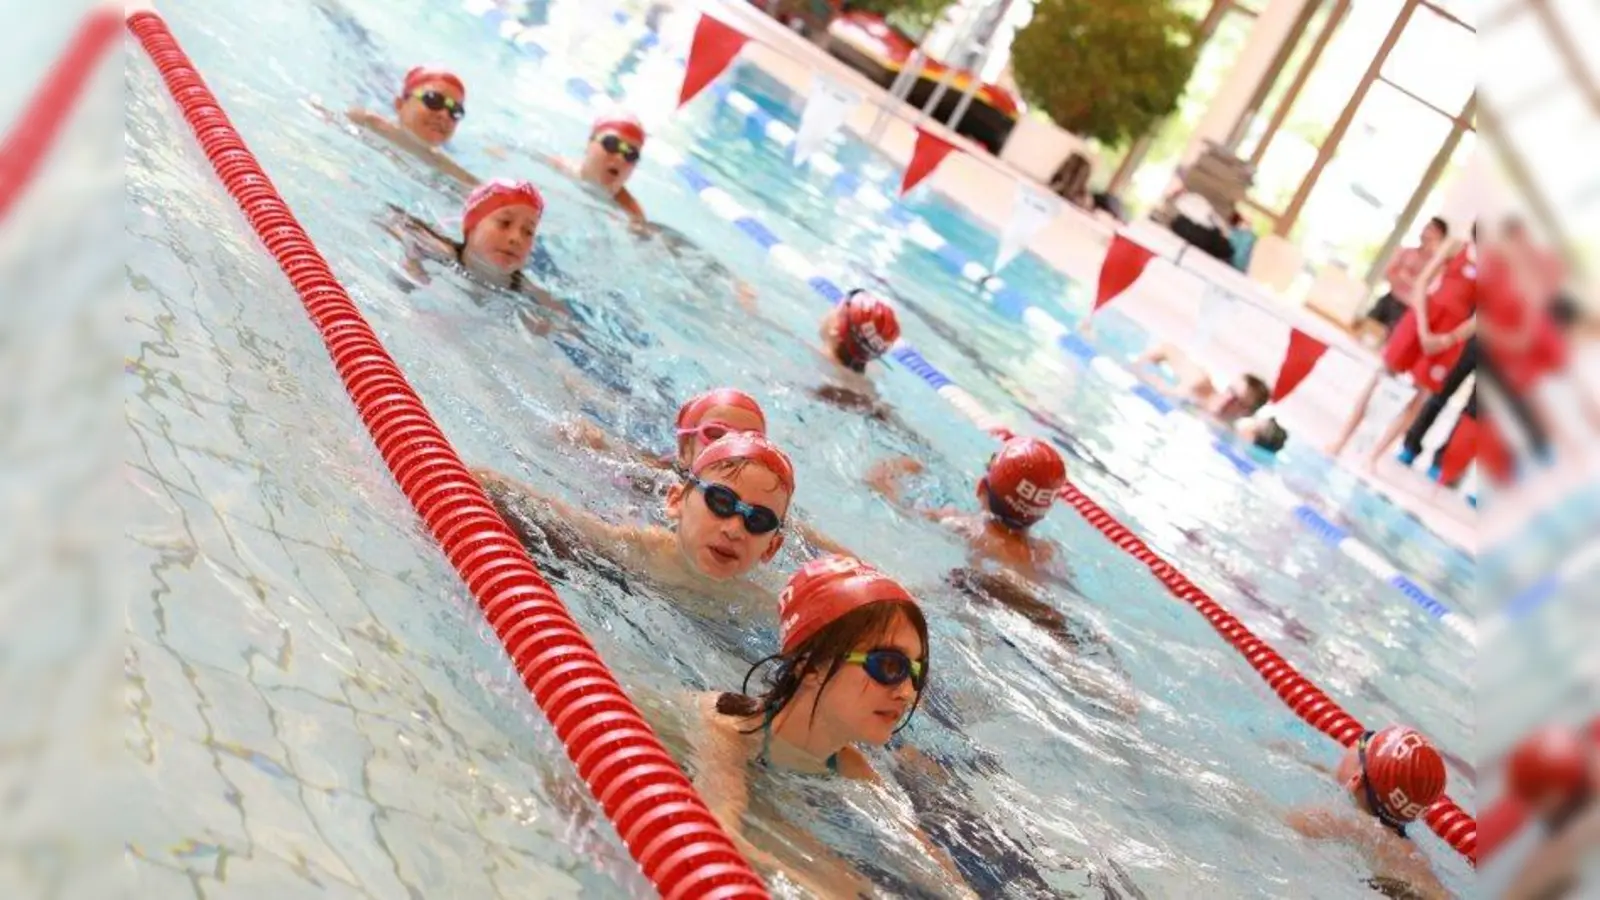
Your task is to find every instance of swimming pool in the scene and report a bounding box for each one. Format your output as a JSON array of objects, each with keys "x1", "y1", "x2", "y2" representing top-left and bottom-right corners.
[{"x1": 124, "y1": 0, "x2": 1475, "y2": 896}]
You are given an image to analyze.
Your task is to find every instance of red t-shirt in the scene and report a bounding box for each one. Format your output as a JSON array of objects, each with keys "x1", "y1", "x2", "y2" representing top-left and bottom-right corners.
[{"x1": 1420, "y1": 246, "x2": 1477, "y2": 334}]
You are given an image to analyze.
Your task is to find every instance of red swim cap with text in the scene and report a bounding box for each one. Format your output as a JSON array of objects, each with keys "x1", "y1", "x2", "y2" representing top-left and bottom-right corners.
[
  {"x1": 983, "y1": 437, "x2": 1066, "y2": 527},
  {"x1": 1363, "y1": 726, "x2": 1448, "y2": 822},
  {"x1": 778, "y1": 555, "x2": 918, "y2": 654}
]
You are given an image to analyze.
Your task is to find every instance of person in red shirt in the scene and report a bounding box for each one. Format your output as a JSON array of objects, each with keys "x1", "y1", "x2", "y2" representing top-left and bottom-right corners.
[
  {"x1": 1366, "y1": 217, "x2": 1450, "y2": 336},
  {"x1": 1326, "y1": 229, "x2": 1478, "y2": 467}
]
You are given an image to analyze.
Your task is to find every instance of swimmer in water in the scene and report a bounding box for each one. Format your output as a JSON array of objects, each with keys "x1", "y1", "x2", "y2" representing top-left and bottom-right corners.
[
  {"x1": 809, "y1": 289, "x2": 903, "y2": 415},
  {"x1": 343, "y1": 65, "x2": 478, "y2": 184},
  {"x1": 1133, "y1": 342, "x2": 1273, "y2": 424},
  {"x1": 693, "y1": 555, "x2": 978, "y2": 898},
  {"x1": 1501, "y1": 723, "x2": 1600, "y2": 900},
  {"x1": 385, "y1": 178, "x2": 561, "y2": 309},
  {"x1": 544, "y1": 110, "x2": 649, "y2": 225},
  {"x1": 474, "y1": 432, "x2": 793, "y2": 605},
  {"x1": 867, "y1": 436, "x2": 1069, "y2": 586},
  {"x1": 1285, "y1": 725, "x2": 1452, "y2": 899},
  {"x1": 559, "y1": 388, "x2": 855, "y2": 558}
]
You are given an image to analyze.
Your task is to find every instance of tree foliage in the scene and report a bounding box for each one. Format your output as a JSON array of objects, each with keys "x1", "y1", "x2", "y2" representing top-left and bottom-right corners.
[
  {"x1": 841, "y1": 0, "x2": 950, "y2": 37},
  {"x1": 1010, "y1": 0, "x2": 1201, "y2": 148}
]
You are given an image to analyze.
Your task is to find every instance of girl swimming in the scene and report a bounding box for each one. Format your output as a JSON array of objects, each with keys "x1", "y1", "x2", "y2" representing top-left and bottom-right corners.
[
  {"x1": 386, "y1": 177, "x2": 558, "y2": 305},
  {"x1": 691, "y1": 554, "x2": 977, "y2": 897}
]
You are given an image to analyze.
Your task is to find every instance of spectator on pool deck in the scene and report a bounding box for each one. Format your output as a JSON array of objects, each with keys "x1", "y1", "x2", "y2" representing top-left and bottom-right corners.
[
  {"x1": 1133, "y1": 342, "x2": 1273, "y2": 424},
  {"x1": 1285, "y1": 725, "x2": 1452, "y2": 900},
  {"x1": 1325, "y1": 229, "x2": 1478, "y2": 467},
  {"x1": 556, "y1": 387, "x2": 854, "y2": 557},
  {"x1": 691, "y1": 555, "x2": 978, "y2": 899},
  {"x1": 474, "y1": 432, "x2": 793, "y2": 604},
  {"x1": 344, "y1": 65, "x2": 478, "y2": 184},
  {"x1": 1367, "y1": 217, "x2": 1450, "y2": 337},
  {"x1": 1501, "y1": 723, "x2": 1600, "y2": 900}
]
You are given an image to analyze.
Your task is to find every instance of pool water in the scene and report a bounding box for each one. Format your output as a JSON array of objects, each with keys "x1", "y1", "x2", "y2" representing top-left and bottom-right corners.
[{"x1": 124, "y1": 0, "x2": 1475, "y2": 896}]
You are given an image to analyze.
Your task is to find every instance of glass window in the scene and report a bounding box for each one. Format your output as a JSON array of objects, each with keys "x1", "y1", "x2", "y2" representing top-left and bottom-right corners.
[
  {"x1": 1507, "y1": 87, "x2": 1600, "y2": 202},
  {"x1": 1290, "y1": 81, "x2": 1455, "y2": 272},
  {"x1": 1381, "y1": 7, "x2": 1476, "y2": 114},
  {"x1": 1550, "y1": 0, "x2": 1600, "y2": 88},
  {"x1": 1235, "y1": 0, "x2": 1342, "y2": 161},
  {"x1": 1479, "y1": 13, "x2": 1568, "y2": 110}
]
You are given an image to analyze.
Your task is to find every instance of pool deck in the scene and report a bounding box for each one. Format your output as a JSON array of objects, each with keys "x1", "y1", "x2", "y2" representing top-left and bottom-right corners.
[{"x1": 681, "y1": 1, "x2": 1483, "y2": 554}]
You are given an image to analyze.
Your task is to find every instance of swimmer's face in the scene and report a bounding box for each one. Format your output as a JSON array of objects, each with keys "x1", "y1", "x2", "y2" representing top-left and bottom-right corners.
[
  {"x1": 675, "y1": 404, "x2": 766, "y2": 468},
  {"x1": 464, "y1": 205, "x2": 540, "y2": 274},
  {"x1": 581, "y1": 128, "x2": 639, "y2": 194},
  {"x1": 394, "y1": 78, "x2": 463, "y2": 147},
  {"x1": 812, "y1": 609, "x2": 924, "y2": 746},
  {"x1": 665, "y1": 462, "x2": 789, "y2": 580}
]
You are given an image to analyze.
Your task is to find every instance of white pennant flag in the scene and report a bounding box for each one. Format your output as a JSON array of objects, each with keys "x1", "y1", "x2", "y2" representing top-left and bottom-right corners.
[
  {"x1": 994, "y1": 184, "x2": 1061, "y2": 274},
  {"x1": 793, "y1": 75, "x2": 860, "y2": 167}
]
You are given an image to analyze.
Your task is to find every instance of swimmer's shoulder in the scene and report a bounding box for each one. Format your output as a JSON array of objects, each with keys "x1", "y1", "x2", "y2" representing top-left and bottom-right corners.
[
  {"x1": 835, "y1": 745, "x2": 877, "y2": 782},
  {"x1": 615, "y1": 188, "x2": 647, "y2": 224}
]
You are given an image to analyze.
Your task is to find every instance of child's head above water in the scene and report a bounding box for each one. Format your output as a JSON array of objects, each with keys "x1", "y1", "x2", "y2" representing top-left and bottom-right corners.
[
  {"x1": 721, "y1": 555, "x2": 928, "y2": 747},
  {"x1": 674, "y1": 388, "x2": 767, "y2": 469},
  {"x1": 666, "y1": 432, "x2": 795, "y2": 580},
  {"x1": 461, "y1": 178, "x2": 544, "y2": 275},
  {"x1": 582, "y1": 110, "x2": 646, "y2": 195},
  {"x1": 977, "y1": 437, "x2": 1067, "y2": 531},
  {"x1": 1221, "y1": 374, "x2": 1272, "y2": 420},
  {"x1": 1506, "y1": 724, "x2": 1594, "y2": 822},
  {"x1": 826, "y1": 290, "x2": 901, "y2": 373},
  {"x1": 1335, "y1": 725, "x2": 1447, "y2": 832},
  {"x1": 395, "y1": 65, "x2": 465, "y2": 147}
]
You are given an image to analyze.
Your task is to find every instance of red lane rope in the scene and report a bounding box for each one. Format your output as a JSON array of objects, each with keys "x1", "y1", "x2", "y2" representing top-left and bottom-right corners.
[
  {"x1": 0, "y1": 7, "x2": 120, "y2": 225},
  {"x1": 1057, "y1": 482, "x2": 1479, "y2": 864},
  {"x1": 124, "y1": 10, "x2": 768, "y2": 898}
]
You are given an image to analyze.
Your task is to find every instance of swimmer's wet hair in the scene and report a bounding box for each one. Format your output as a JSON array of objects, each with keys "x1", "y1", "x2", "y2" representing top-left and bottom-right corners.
[
  {"x1": 1241, "y1": 376, "x2": 1271, "y2": 415},
  {"x1": 718, "y1": 601, "x2": 929, "y2": 733},
  {"x1": 1253, "y1": 418, "x2": 1288, "y2": 454}
]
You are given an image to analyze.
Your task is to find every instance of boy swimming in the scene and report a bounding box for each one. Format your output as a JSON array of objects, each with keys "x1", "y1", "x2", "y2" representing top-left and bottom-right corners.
[
  {"x1": 344, "y1": 65, "x2": 478, "y2": 184},
  {"x1": 1133, "y1": 342, "x2": 1273, "y2": 424},
  {"x1": 559, "y1": 387, "x2": 855, "y2": 558},
  {"x1": 692, "y1": 555, "x2": 977, "y2": 898},
  {"x1": 543, "y1": 110, "x2": 649, "y2": 225},
  {"x1": 475, "y1": 432, "x2": 794, "y2": 606},
  {"x1": 1285, "y1": 725, "x2": 1452, "y2": 899},
  {"x1": 808, "y1": 289, "x2": 905, "y2": 416}
]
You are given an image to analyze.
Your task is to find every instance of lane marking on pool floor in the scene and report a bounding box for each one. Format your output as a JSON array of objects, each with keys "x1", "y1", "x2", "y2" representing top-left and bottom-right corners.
[{"x1": 460, "y1": 1, "x2": 1477, "y2": 646}]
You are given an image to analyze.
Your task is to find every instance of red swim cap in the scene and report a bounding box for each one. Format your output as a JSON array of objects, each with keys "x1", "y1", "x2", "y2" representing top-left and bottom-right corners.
[
  {"x1": 462, "y1": 178, "x2": 545, "y2": 238},
  {"x1": 1507, "y1": 725, "x2": 1590, "y2": 808},
  {"x1": 839, "y1": 290, "x2": 901, "y2": 358},
  {"x1": 675, "y1": 388, "x2": 767, "y2": 433},
  {"x1": 691, "y1": 432, "x2": 795, "y2": 494},
  {"x1": 778, "y1": 555, "x2": 918, "y2": 654},
  {"x1": 591, "y1": 110, "x2": 646, "y2": 146},
  {"x1": 983, "y1": 437, "x2": 1066, "y2": 527},
  {"x1": 1363, "y1": 726, "x2": 1448, "y2": 822},
  {"x1": 402, "y1": 65, "x2": 466, "y2": 99}
]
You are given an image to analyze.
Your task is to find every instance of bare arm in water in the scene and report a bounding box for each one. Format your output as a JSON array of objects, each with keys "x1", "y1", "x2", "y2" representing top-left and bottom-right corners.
[
  {"x1": 1284, "y1": 808, "x2": 1451, "y2": 900},
  {"x1": 1502, "y1": 804, "x2": 1600, "y2": 900},
  {"x1": 472, "y1": 466, "x2": 664, "y2": 568},
  {"x1": 345, "y1": 108, "x2": 481, "y2": 186}
]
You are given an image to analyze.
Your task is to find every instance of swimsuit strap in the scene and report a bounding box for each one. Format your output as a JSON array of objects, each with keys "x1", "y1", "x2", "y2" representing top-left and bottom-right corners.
[{"x1": 755, "y1": 707, "x2": 839, "y2": 775}]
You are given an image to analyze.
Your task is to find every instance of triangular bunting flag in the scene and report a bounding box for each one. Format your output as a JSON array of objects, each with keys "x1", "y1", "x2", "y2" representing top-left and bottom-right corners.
[
  {"x1": 994, "y1": 185, "x2": 1061, "y2": 274},
  {"x1": 1093, "y1": 234, "x2": 1155, "y2": 311},
  {"x1": 678, "y1": 15, "x2": 750, "y2": 109},
  {"x1": 794, "y1": 74, "x2": 860, "y2": 167},
  {"x1": 899, "y1": 127, "x2": 957, "y2": 197},
  {"x1": 1270, "y1": 328, "x2": 1329, "y2": 403}
]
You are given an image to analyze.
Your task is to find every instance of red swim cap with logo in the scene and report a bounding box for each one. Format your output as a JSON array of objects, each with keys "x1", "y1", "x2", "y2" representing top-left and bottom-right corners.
[
  {"x1": 1507, "y1": 725, "x2": 1591, "y2": 808},
  {"x1": 462, "y1": 178, "x2": 545, "y2": 239},
  {"x1": 981, "y1": 437, "x2": 1067, "y2": 528},
  {"x1": 778, "y1": 555, "x2": 918, "y2": 654},
  {"x1": 839, "y1": 290, "x2": 901, "y2": 359},
  {"x1": 591, "y1": 110, "x2": 646, "y2": 146},
  {"x1": 1362, "y1": 726, "x2": 1448, "y2": 822}
]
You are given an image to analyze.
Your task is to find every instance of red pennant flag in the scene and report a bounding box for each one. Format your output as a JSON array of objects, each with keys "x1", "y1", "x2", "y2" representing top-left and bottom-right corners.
[
  {"x1": 1093, "y1": 234, "x2": 1154, "y2": 311},
  {"x1": 1270, "y1": 328, "x2": 1329, "y2": 403},
  {"x1": 678, "y1": 15, "x2": 750, "y2": 109},
  {"x1": 899, "y1": 127, "x2": 957, "y2": 196}
]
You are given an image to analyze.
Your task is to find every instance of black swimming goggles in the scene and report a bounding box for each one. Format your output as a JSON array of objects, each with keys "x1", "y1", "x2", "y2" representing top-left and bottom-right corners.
[
  {"x1": 410, "y1": 89, "x2": 465, "y2": 121},
  {"x1": 689, "y1": 477, "x2": 783, "y2": 535},
  {"x1": 844, "y1": 649, "x2": 926, "y2": 690},
  {"x1": 1357, "y1": 730, "x2": 1412, "y2": 837},
  {"x1": 595, "y1": 133, "x2": 641, "y2": 164}
]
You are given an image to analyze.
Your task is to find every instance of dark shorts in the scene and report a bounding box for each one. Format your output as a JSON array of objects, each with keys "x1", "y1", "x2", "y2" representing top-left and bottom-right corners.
[{"x1": 1367, "y1": 292, "x2": 1408, "y2": 328}]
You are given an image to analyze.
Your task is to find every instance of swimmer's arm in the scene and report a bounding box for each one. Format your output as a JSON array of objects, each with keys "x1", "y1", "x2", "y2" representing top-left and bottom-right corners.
[
  {"x1": 471, "y1": 466, "x2": 640, "y2": 550},
  {"x1": 790, "y1": 520, "x2": 856, "y2": 559},
  {"x1": 864, "y1": 457, "x2": 944, "y2": 524},
  {"x1": 426, "y1": 151, "x2": 480, "y2": 188},
  {"x1": 1285, "y1": 806, "x2": 1355, "y2": 841},
  {"x1": 1503, "y1": 805, "x2": 1600, "y2": 900}
]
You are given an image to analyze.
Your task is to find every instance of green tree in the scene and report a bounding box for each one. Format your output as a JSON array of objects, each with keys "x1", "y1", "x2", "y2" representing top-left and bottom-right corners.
[
  {"x1": 1009, "y1": 0, "x2": 1201, "y2": 148},
  {"x1": 841, "y1": 0, "x2": 950, "y2": 37}
]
